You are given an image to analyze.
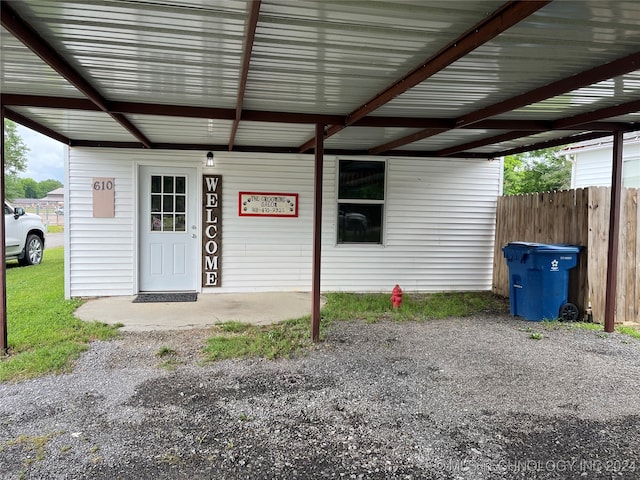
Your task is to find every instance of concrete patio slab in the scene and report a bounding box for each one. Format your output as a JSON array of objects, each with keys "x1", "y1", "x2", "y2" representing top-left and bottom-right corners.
[{"x1": 74, "y1": 292, "x2": 322, "y2": 331}]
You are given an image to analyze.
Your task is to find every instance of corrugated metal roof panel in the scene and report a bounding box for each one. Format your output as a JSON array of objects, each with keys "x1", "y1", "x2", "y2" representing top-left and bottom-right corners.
[
  {"x1": 496, "y1": 71, "x2": 640, "y2": 121},
  {"x1": 246, "y1": 1, "x2": 505, "y2": 114},
  {"x1": 378, "y1": 1, "x2": 640, "y2": 120},
  {"x1": 126, "y1": 115, "x2": 232, "y2": 145},
  {"x1": 325, "y1": 127, "x2": 422, "y2": 150},
  {"x1": 234, "y1": 122, "x2": 314, "y2": 147},
  {"x1": 8, "y1": 0, "x2": 248, "y2": 107},
  {"x1": 0, "y1": 27, "x2": 83, "y2": 97},
  {"x1": 11, "y1": 106, "x2": 134, "y2": 142},
  {"x1": 468, "y1": 130, "x2": 587, "y2": 153}
]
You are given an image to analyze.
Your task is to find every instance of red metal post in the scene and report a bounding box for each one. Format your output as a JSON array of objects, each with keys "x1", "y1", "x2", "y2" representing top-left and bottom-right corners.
[
  {"x1": 311, "y1": 124, "x2": 324, "y2": 342},
  {"x1": 604, "y1": 131, "x2": 623, "y2": 333},
  {"x1": 1, "y1": 105, "x2": 7, "y2": 354}
]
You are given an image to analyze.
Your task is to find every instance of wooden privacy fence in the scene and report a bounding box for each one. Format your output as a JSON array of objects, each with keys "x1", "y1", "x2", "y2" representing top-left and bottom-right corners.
[{"x1": 493, "y1": 187, "x2": 639, "y2": 324}]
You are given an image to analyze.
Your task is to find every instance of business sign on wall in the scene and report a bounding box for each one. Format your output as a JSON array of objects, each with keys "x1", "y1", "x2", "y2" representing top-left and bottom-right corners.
[
  {"x1": 202, "y1": 175, "x2": 222, "y2": 287},
  {"x1": 238, "y1": 192, "x2": 298, "y2": 217}
]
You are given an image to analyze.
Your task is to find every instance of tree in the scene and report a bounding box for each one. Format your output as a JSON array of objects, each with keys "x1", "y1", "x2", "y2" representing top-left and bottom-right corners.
[
  {"x1": 37, "y1": 179, "x2": 63, "y2": 198},
  {"x1": 503, "y1": 146, "x2": 572, "y2": 195},
  {"x1": 21, "y1": 178, "x2": 39, "y2": 198},
  {"x1": 3, "y1": 119, "x2": 29, "y2": 177},
  {"x1": 3, "y1": 120, "x2": 29, "y2": 201}
]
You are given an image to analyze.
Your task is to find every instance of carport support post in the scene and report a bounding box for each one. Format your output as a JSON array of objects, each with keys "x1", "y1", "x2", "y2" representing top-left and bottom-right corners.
[
  {"x1": 311, "y1": 123, "x2": 324, "y2": 343},
  {"x1": 1, "y1": 105, "x2": 7, "y2": 355},
  {"x1": 604, "y1": 131, "x2": 623, "y2": 333}
]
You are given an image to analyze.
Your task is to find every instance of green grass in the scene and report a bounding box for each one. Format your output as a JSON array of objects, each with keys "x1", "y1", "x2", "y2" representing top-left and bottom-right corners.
[
  {"x1": 203, "y1": 291, "x2": 509, "y2": 362},
  {"x1": 321, "y1": 290, "x2": 509, "y2": 323},
  {"x1": 203, "y1": 316, "x2": 318, "y2": 362},
  {"x1": 47, "y1": 225, "x2": 64, "y2": 234},
  {"x1": 0, "y1": 248, "x2": 120, "y2": 382}
]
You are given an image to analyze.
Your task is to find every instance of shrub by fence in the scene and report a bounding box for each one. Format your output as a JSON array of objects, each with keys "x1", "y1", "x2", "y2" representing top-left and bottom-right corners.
[{"x1": 493, "y1": 187, "x2": 639, "y2": 323}]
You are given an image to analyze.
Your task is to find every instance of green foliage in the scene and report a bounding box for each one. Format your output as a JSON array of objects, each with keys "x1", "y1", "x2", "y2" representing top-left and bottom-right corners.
[
  {"x1": 503, "y1": 146, "x2": 572, "y2": 195},
  {"x1": 321, "y1": 291, "x2": 509, "y2": 323},
  {"x1": 3, "y1": 119, "x2": 28, "y2": 177},
  {"x1": 0, "y1": 248, "x2": 120, "y2": 382},
  {"x1": 4, "y1": 175, "x2": 24, "y2": 201},
  {"x1": 39, "y1": 179, "x2": 63, "y2": 198},
  {"x1": 21, "y1": 178, "x2": 39, "y2": 198}
]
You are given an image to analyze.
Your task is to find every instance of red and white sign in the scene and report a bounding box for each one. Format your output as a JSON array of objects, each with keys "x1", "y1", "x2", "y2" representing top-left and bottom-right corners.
[{"x1": 238, "y1": 192, "x2": 298, "y2": 217}]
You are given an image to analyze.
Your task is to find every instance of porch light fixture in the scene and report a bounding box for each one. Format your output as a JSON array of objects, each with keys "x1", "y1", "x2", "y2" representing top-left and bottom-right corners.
[{"x1": 206, "y1": 151, "x2": 215, "y2": 167}]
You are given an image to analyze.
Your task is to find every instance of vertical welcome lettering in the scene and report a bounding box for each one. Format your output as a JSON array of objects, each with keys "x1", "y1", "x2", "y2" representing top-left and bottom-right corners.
[{"x1": 202, "y1": 175, "x2": 222, "y2": 287}]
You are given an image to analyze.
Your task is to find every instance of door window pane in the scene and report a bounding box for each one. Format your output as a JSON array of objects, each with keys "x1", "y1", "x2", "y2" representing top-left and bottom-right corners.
[
  {"x1": 163, "y1": 176, "x2": 174, "y2": 193},
  {"x1": 151, "y1": 176, "x2": 162, "y2": 194},
  {"x1": 151, "y1": 195, "x2": 161, "y2": 212},
  {"x1": 176, "y1": 195, "x2": 186, "y2": 213},
  {"x1": 163, "y1": 194, "x2": 174, "y2": 212},
  {"x1": 175, "y1": 214, "x2": 186, "y2": 232},
  {"x1": 176, "y1": 176, "x2": 186, "y2": 194},
  {"x1": 151, "y1": 214, "x2": 162, "y2": 231},
  {"x1": 149, "y1": 175, "x2": 188, "y2": 232}
]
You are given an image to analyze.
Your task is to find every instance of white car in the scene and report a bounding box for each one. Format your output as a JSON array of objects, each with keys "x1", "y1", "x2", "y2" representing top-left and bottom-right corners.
[{"x1": 4, "y1": 202, "x2": 46, "y2": 266}]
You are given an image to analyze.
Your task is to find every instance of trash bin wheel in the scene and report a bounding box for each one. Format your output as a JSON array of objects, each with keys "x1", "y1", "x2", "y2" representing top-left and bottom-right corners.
[{"x1": 559, "y1": 303, "x2": 579, "y2": 322}]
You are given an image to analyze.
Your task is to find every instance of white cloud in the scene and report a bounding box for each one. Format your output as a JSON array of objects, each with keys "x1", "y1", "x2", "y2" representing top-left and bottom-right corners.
[{"x1": 15, "y1": 124, "x2": 66, "y2": 183}]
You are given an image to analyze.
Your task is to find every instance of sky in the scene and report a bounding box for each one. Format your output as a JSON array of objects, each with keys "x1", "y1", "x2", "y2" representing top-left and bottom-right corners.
[{"x1": 15, "y1": 124, "x2": 66, "y2": 183}]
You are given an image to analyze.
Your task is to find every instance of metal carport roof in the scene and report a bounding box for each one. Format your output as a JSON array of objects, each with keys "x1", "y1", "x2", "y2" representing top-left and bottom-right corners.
[{"x1": 1, "y1": 0, "x2": 638, "y2": 346}]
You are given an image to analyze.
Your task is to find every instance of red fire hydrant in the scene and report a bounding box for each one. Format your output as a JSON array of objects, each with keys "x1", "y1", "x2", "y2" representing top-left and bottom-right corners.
[{"x1": 391, "y1": 284, "x2": 403, "y2": 308}]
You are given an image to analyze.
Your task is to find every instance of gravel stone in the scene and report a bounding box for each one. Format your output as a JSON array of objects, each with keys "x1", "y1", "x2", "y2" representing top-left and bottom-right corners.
[{"x1": 1, "y1": 316, "x2": 640, "y2": 479}]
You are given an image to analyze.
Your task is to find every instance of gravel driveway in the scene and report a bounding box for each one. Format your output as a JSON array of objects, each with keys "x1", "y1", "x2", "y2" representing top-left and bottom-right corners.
[{"x1": 1, "y1": 315, "x2": 640, "y2": 479}]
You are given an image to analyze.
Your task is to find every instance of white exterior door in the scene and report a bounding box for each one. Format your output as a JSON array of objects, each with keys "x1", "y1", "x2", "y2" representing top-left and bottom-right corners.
[{"x1": 139, "y1": 166, "x2": 198, "y2": 292}]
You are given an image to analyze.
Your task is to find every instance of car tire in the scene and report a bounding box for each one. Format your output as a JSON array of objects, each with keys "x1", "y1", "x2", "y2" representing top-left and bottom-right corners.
[{"x1": 19, "y1": 234, "x2": 44, "y2": 266}]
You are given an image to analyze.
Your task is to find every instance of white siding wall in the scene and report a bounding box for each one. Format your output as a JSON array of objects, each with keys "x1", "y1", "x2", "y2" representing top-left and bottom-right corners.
[
  {"x1": 67, "y1": 149, "x2": 202, "y2": 297},
  {"x1": 571, "y1": 142, "x2": 640, "y2": 188},
  {"x1": 321, "y1": 157, "x2": 501, "y2": 291},
  {"x1": 67, "y1": 149, "x2": 501, "y2": 297}
]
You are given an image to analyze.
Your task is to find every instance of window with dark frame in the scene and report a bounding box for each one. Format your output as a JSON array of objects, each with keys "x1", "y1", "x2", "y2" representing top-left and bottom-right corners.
[{"x1": 337, "y1": 160, "x2": 385, "y2": 244}]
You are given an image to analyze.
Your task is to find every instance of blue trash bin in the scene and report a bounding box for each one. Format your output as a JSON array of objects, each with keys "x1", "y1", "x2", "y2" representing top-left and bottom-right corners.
[{"x1": 502, "y1": 242, "x2": 582, "y2": 321}]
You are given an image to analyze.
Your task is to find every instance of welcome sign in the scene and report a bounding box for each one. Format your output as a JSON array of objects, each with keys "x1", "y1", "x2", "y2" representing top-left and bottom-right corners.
[{"x1": 202, "y1": 175, "x2": 222, "y2": 287}]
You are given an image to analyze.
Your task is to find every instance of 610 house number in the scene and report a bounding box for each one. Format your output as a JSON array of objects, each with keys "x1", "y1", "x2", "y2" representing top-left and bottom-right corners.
[{"x1": 93, "y1": 179, "x2": 114, "y2": 191}]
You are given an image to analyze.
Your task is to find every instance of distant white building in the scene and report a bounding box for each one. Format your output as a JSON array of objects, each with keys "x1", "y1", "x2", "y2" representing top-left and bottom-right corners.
[
  {"x1": 562, "y1": 134, "x2": 640, "y2": 188},
  {"x1": 44, "y1": 187, "x2": 64, "y2": 205}
]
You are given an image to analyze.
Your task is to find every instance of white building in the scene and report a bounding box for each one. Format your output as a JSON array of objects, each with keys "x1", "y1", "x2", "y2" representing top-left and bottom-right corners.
[
  {"x1": 563, "y1": 135, "x2": 640, "y2": 188},
  {"x1": 66, "y1": 149, "x2": 502, "y2": 298}
]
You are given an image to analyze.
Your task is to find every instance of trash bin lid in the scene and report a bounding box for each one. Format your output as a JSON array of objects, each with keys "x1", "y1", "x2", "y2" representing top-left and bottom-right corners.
[{"x1": 504, "y1": 242, "x2": 582, "y2": 253}]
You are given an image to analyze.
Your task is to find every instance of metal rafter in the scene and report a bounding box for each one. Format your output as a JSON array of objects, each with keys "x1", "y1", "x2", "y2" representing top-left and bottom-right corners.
[
  {"x1": 433, "y1": 99, "x2": 640, "y2": 157},
  {"x1": 372, "y1": 50, "x2": 640, "y2": 154},
  {"x1": 297, "y1": 0, "x2": 550, "y2": 153},
  {"x1": 1, "y1": 1, "x2": 152, "y2": 148},
  {"x1": 2, "y1": 94, "x2": 631, "y2": 135},
  {"x1": 3, "y1": 108, "x2": 70, "y2": 144},
  {"x1": 228, "y1": 0, "x2": 261, "y2": 150}
]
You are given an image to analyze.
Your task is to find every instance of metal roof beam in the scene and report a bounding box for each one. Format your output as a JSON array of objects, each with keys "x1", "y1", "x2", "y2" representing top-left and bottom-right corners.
[
  {"x1": 458, "y1": 51, "x2": 640, "y2": 128},
  {"x1": 437, "y1": 131, "x2": 541, "y2": 157},
  {"x1": 4, "y1": 94, "x2": 631, "y2": 132},
  {"x1": 297, "y1": 0, "x2": 550, "y2": 153},
  {"x1": 372, "y1": 50, "x2": 640, "y2": 153},
  {"x1": 1, "y1": 1, "x2": 152, "y2": 148},
  {"x1": 435, "y1": 100, "x2": 640, "y2": 157},
  {"x1": 3, "y1": 108, "x2": 70, "y2": 145},
  {"x1": 228, "y1": 0, "x2": 261, "y2": 150},
  {"x1": 496, "y1": 131, "x2": 614, "y2": 157},
  {"x1": 553, "y1": 99, "x2": 640, "y2": 129}
]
